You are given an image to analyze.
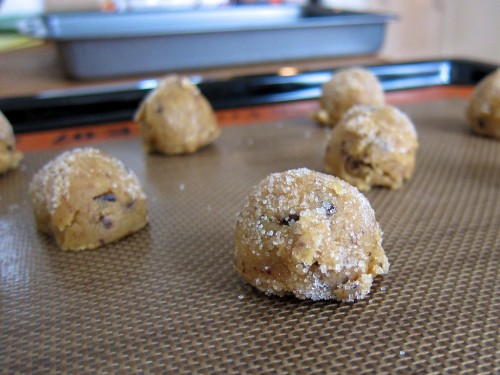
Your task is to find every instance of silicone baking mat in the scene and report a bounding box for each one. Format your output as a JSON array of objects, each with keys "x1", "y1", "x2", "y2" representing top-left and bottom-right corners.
[{"x1": 1, "y1": 99, "x2": 498, "y2": 373}]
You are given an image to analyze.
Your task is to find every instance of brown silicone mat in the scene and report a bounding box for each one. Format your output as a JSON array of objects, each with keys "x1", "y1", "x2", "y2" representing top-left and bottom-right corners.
[{"x1": 1, "y1": 99, "x2": 499, "y2": 373}]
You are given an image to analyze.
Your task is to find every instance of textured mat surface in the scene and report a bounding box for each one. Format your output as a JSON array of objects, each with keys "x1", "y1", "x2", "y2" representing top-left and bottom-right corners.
[{"x1": 1, "y1": 99, "x2": 499, "y2": 374}]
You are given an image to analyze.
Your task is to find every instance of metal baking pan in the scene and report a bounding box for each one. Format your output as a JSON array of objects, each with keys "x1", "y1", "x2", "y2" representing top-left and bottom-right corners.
[{"x1": 19, "y1": 5, "x2": 395, "y2": 79}]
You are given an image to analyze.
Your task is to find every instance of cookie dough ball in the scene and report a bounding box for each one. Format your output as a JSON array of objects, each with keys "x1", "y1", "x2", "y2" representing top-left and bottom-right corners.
[
  {"x1": 29, "y1": 148, "x2": 148, "y2": 251},
  {"x1": 325, "y1": 105, "x2": 418, "y2": 192},
  {"x1": 235, "y1": 168, "x2": 389, "y2": 302},
  {"x1": 135, "y1": 75, "x2": 221, "y2": 155},
  {"x1": 0, "y1": 111, "x2": 23, "y2": 174},
  {"x1": 315, "y1": 68, "x2": 385, "y2": 127},
  {"x1": 467, "y1": 68, "x2": 500, "y2": 139}
]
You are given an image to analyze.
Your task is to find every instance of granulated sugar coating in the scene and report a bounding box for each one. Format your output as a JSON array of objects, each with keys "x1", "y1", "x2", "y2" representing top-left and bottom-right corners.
[
  {"x1": 325, "y1": 105, "x2": 418, "y2": 191},
  {"x1": 235, "y1": 168, "x2": 389, "y2": 302},
  {"x1": 467, "y1": 68, "x2": 500, "y2": 139},
  {"x1": 0, "y1": 111, "x2": 23, "y2": 174},
  {"x1": 29, "y1": 147, "x2": 148, "y2": 251},
  {"x1": 135, "y1": 75, "x2": 221, "y2": 155},
  {"x1": 314, "y1": 68, "x2": 385, "y2": 127}
]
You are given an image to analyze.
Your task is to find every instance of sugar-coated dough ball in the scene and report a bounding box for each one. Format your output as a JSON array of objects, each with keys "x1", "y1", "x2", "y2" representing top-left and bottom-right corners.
[
  {"x1": 135, "y1": 75, "x2": 221, "y2": 155},
  {"x1": 325, "y1": 105, "x2": 418, "y2": 192},
  {"x1": 315, "y1": 68, "x2": 385, "y2": 127},
  {"x1": 29, "y1": 148, "x2": 148, "y2": 251},
  {"x1": 235, "y1": 168, "x2": 389, "y2": 302},
  {"x1": 0, "y1": 111, "x2": 23, "y2": 174},
  {"x1": 467, "y1": 68, "x2": 500, "y2": 139}
]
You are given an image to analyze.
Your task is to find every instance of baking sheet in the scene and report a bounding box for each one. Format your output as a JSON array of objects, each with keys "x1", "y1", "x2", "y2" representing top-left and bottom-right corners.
[{"x1": 1, "y1": 99, "x2": 499, "y2": 373}]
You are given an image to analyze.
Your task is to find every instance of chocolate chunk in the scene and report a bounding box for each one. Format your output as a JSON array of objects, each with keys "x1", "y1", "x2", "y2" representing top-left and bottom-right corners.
[
  {"x1": 6, "y1": 144, "x2": 12, "y2": 152},
  {"x1": 280, "y1": 214, "x2": 300, "y2": 226},
  {"x1": 154, "y1": 103, "x2": 164, "y2": 114},
  {"x1": 478, "y1": 119, "x2": 486, "y2": 129},
  {"x1": 346, "y1": 155, "x2": 362, "y2": 171},
  {"x1": 344, "y1": 155, "x2": 372, "y2": 176},
  {"x1": 324, "y1": 202, "x2": 336, "y2": 216},
  {"x1": 94, "y1": 193, "x2": 117, "y2": 202},
  {"x1": 341, "y1": 140, "x2": 372, "y2": 175},
  {"x1": 126, "y1": 200, "x2": 135, "y2": 208},
  {"x1": 100, "y1": 216, "x2": 113, "y2": 229}
]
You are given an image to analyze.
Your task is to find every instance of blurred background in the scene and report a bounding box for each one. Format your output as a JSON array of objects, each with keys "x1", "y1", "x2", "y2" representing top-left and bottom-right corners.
[{"x1": 1, "y1": 0, "x2": 499, "y2": 64}]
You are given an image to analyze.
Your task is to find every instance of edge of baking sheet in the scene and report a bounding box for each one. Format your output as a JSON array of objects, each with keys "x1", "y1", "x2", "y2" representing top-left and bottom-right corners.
[{"x1": 0, "y1": 59, "x2": 497, "y2": 133}]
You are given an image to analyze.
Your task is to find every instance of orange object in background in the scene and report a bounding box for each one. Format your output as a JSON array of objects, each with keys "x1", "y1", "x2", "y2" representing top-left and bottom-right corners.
[{"x1": 15, "y1": 86, "x2": 473, "y2": 153}]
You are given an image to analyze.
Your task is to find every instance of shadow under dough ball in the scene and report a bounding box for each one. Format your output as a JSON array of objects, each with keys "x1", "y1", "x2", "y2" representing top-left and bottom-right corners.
[{"x1": 235, "y1": 168, "x2": 389, "y2": 302}]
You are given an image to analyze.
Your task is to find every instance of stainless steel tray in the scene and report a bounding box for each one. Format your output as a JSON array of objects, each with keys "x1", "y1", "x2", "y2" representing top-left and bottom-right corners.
[{"x1": 19, "y1": 5, "x2": 394, "y2": 79}]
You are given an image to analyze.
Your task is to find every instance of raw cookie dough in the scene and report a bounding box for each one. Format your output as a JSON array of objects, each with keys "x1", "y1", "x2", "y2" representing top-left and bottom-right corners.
[
  {"x1": 29, "y1": 148, "x2": 148, "y2": 251},
  {"x1": 235, "y1": 168, "x2": 389, "y2": 302},
  {"x1": 315, "y1": 68, "x2": 385, "y2": 127},
  {"x1": 325, "y1": 105, "x2": 418, "y2": 192},
  {"x1": 135, "y1": 75, "x2": 221, "y2": 155},
  {"x1": 0, "y1": 111, "x2": 23, "y2": 174},
  {"x1": 467, "y1": 68, "x2": 500, "y2": 139}
]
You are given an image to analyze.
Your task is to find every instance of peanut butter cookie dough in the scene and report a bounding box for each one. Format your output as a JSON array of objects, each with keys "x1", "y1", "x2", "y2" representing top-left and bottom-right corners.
[
  {"x1": 325, "y1": 105, "x2": 418, "y2": 192},
  {"x1": 315, "y1": 68, "x2": 385, "y2": 127},
  {"x1": 467, "y1": 68, "x2": 500, "y2": 139},
  {"x1": 29, "y1": 148, "x2": 148, "y2": 251},
  {"x1": 235, "y1": 168, "x2": 389, "y2": 302},
  {"x1": 0, "y1": 111, "x2": 23, "y2": 174},
  {"x1": 135, "y1": 75, "x2": 221, "y2": 155}
]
